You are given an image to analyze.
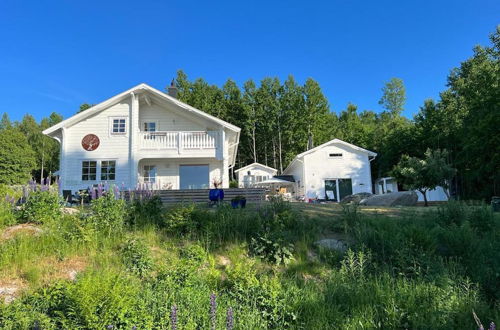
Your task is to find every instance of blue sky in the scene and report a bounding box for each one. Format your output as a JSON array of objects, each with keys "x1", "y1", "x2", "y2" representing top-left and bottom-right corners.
[{"x1": 0, "y1": 0, "x2": 498, "y2": 122}]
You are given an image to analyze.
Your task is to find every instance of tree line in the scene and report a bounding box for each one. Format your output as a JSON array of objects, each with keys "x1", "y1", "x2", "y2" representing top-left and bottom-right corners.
[{"x1": 0, "y1": 27, "x2": 498, "y2": 199}]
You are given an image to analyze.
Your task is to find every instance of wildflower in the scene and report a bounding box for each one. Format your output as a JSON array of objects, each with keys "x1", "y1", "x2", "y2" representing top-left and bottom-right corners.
[
  {"x1": 90, "y1": 186, "x2": 97, "y2": 200},
  {"x1": 170, "y1": 304, "x2": 178, "y2": 330},
  {"x1": 489, "y1": 322, "x2": 496, "y2": 330},
  {"x1": 97, "y1": 183, "x2": 103, "y2": 198},
  {"x1": 210, "y1": 292, "x2": 217, "y2": 330},
  {"x1": 226, "y1": 307, "x2": 234, "y2": 330},
  {"x1": 113, "y1": 184, "x2": 120, "y2": 199},
  {"x1": 107, "y1": 326, "x2": 114, "y2": 329}
]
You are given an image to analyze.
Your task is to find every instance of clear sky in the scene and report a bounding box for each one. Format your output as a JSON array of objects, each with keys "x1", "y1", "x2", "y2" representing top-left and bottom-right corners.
[{"x1": 0, "y1": 0, "x2": 498, "y2": 122}]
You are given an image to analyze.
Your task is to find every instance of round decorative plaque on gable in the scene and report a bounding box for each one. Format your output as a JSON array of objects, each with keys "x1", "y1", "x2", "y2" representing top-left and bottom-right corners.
[{"x1": 81, "y1": 134, "x2": 100, "y2": 151}]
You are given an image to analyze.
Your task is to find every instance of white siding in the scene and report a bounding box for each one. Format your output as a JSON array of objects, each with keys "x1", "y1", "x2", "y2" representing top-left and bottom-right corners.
[
  {"x1": 62, "y1": 100, "x2": 132, "y2": 192},
  {"x1": 58, "y1": 94, "x2": 235, "y2": 193},
  {"x1": 300, "y1": 144, "x2": 373, "y2": 200},
  {"x1": 285, "y1": 161, "x2": 305, "y2": 196}
]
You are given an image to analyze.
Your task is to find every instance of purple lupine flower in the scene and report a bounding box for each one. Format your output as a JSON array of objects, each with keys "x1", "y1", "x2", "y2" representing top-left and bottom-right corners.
[
  {"x1": 97, "y1": 183, "x2": 103, "y2": 198},
  {"x1": 107, "y1": 325, "x2": 114, "y2": 329},
  {"x1": 210, "y1": 293, "x2": 217, "y2": 330},
  {"x1": 489, "y1": 322, "x2": 496, "y2": 330},
  {"x1": 113, "y1": 185, "x2": 120, "y2": 199},
  {"x1": 90, "y1": 186, "x2": 97, "y2": 200},
  {"x1": 226, "y1": 307, "x2": 234, "y2": 330},
  {"x1": 131, "y1": 326, "x2": 137, "y2": 330},
  {"x1": 170, "y1": 304, "x2": 178, "y2": 330}
]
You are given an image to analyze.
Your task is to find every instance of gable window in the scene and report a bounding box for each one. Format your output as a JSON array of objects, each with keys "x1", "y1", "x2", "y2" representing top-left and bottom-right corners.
[
  {"x1": 329, "y1": 153, "x2": 343, "y2": 158},
  {"x1": 112, "y1": 118, "x2": 126, "y2": 134},
  {"x1": 82, "y1": 161, "x2": 97, "y2": 181},
  {"x1": 101, "y1": 161, "x2": 116, "y2": 181},
  {"x1": 143, "y1": 165, "x2": 157, "y2": 183},
  {"x1": 143, "y1": 122, "x2": 156, "y2": 132}
]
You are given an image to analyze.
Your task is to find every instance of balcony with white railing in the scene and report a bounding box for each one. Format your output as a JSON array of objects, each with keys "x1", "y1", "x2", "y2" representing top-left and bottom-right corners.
[{"x1": 138, "y1": 131, "x2": 220, "y2": 157}]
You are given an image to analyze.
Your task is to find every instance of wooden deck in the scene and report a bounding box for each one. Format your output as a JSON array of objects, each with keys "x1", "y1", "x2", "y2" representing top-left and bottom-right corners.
[{"x1": 127, "y1": 188, "x2": 266, "y2": 204}]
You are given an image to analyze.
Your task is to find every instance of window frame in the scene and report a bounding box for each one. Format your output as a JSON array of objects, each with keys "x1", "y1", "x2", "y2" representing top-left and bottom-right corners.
[
  {"x1": 100, "y1": 160, "x2": 116, "y2": 181},
  {"x1": 143, "y1": 165, "x2": 157, "y2": 183},
  {"x1": 110, "y1": 117, "x2": 127, "y2": 135},
  {"x1": 142, "y1": 121, "x2": 157, "y2": 132},
  {"x1": 82, "y1": 161, "x2": 97, "y2": 181}
]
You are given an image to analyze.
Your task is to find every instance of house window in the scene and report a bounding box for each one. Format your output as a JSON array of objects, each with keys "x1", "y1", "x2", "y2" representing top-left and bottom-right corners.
[
  {"x1": 143, "y1": 165, "x2": 157, "y2": 183},
  {"x1": 82, "y1": 161, "x2": 97, "y2": 181},
  {"x1": 101, "y1": 161, "x2": 116, "y2": 181},
  {"x1": 143, "y1": 122, "x2": 156, "y2": 132},
  {"x1": 112, "y1": 118, "x2": 126, "y2": 134},
  {"x1": 329, "y1": 153, "x2": 343, "y2": 158}
]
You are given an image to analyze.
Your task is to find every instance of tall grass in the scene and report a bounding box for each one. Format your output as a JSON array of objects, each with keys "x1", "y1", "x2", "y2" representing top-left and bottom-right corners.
[{"x1": 0, "y1": 197, "x2": 498, "y2": 329}]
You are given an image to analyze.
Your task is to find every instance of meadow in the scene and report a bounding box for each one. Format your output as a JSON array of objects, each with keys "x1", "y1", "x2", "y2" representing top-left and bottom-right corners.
[{"x1": 0, "y1": 186, "x2": 499, "y2": 329}]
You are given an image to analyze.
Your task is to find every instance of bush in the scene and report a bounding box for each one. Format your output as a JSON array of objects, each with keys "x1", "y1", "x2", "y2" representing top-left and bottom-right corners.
[
  {"x1": 120, "y1": 238, "x2": 154, "y2": 277},
  {"x1": 163, "y1": 204, "x2": 197, "y2": 234},
  {"x1": 0, "y1": 200, "x2": 16, "y2": 228},
  {"x1": 88, "y1": 192, "x2": 126, "y2": 235},
  {"x1": 249, "y1": 233, "x2": 294, "y2": 265},
  {"x1": 229, "y1": 180, "x2": 238, "y2": 188},
  {"x1": 21, "y1": 190, "x2": 62, "y2": 224},
  {"x1": 128, "y1": 195, "x2": 164, "y2": 227}
]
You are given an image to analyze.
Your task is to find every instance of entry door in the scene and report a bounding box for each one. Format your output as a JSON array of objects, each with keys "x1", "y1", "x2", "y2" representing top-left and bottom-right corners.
[
  {"x1": 325, "y1": 180, "x2": 337, "y2": 201},
  {"x1": 179, "y1": 165, "x2": 209, "y2": 189},
  {"x1": 324, "y1": 178, "x2": 352, "y2": 201},
  {"x1": 338, "y1": 179, "x2": 353, "y2": 200}
]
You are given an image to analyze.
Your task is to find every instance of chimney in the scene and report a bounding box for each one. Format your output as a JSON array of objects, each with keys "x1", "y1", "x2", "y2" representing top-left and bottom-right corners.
[{"x1": 168, "y1": 78, "x2": 178, "y2": 98}]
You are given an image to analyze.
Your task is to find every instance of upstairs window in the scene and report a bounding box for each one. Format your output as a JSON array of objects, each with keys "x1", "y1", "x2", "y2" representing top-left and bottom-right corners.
[
  {"x1": 101, "y1": 161, "x2": 116, "y2": 181},
  {"x1": 82, "y1": 161, "x2": 97, "y2": 181},
  {"x1": 329, "y1": 153, "x2": 343, "y2": 158},
  {"x1": 112, "y1": 118, "x2": 126, "y2": 134}
]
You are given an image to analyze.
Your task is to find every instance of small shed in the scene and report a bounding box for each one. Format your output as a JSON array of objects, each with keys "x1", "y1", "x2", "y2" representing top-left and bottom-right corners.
[
  {"x1": 374, "y1": 177, "x2": 449, "y2": 202},
  {"x1": 234, "y1": 163, "x2": 278, "y2": 188}
]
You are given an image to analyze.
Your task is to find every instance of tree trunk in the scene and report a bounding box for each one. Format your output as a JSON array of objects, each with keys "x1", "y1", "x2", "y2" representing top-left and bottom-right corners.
[
  {"x1": 264, "y1": 144, "x2": 268, "y2": 166},
  {"x1": 278, "y1": 128, "x2": 283, "y2": 174},
  {"x1": 419, "y1": 189, "x2": 428, "y2": 207},
  {"x1": 272, "y1": 139, "x2": 277, "y2": 170},
  {"x1": 40, "y1": 152, "x2": 44, "y2": 183},
  {"x1": 252, "y1": 124, "x2": 257, "y2": 163}
]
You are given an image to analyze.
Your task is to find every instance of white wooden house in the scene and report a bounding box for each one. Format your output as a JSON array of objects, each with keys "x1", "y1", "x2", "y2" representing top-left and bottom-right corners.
[
  {"x1": 234, "y1": 163, "x2": 277, "y2": 188},
  {"x1": 283, "y1": 139, "x2": 376, "y2": 201},
  {"x1": 43, "y1": 83, "x2": 240, "y2": 194}
]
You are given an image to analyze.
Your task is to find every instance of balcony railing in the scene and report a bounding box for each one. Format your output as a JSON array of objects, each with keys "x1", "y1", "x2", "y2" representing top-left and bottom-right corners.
[{"x1": 139, "y1": 131, "x2": 218, "y2": 150}]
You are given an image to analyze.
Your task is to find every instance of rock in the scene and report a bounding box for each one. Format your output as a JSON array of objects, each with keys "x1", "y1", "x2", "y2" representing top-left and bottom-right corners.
[
  {"x1": 315, "y1": 238, "x2": 348, "y2": 253},
  {"x1": 359, "y1": 191, "x2": 418, "y2": 207},
  {"x1": 0, "y1": 224, "x2": 43, "y2": 242},
  {"x1": 341, "y1": 192, "x2": 373, "y2": 204},
  {"x1": 63, "y1": 207, "x2": 79, "y2": 215},
  {"x1": 0, "y1": 287, "x2": 18, "y2": 304},
  {"x1": 217, "y1": 256, "x2": 231, "y2": 267}
]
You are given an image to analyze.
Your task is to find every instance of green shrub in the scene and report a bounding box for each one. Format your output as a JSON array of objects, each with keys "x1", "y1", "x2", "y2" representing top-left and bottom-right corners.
[
  {"x1": 468, "y1": 204, "x2": 495, "y2": 233},
  {"x1": 229, "y1": 180, "x2": 238, "y2": 188},
  {"x1": 120, "y1": 238, "x2": 153, "y2": 277},
  {"x1": 163, "y1": 204, "x2": 197, "y2": 234},
  {"x1": 128, "y1": 195, "x2": 164, "y2": 227},
  {"x1": 21, "y1": 190, "x2": 62, "y2": 224},
  {"x1": 249, "y1": 233, "x2": 294, "y2": 265},
  {"x1": 88, "y1": 192, "x2": 126, "y2": 235},
  {"x1": 0, "y1": 200, "x2": 16, "y2": 228}
]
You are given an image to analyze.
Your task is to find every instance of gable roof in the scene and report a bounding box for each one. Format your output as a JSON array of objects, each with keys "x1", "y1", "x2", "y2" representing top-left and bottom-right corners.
[
  {"x1": 283, "y1": 138, "x2": 377, "y2": 174},
  {"x1": 43, "y1": 83, "x2": 241, "y2": 136},
  {"x1": 234, "y1": 162, "x2": 277, "y2": 173}
]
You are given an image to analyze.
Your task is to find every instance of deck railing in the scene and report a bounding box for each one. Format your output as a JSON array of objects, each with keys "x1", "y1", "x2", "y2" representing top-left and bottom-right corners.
[{"x1": 139, "y1": 131, "x2": 218, "y2": 150}]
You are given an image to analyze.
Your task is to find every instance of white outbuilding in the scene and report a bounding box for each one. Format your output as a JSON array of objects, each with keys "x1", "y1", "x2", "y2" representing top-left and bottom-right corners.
[
  {"x1": 283, "y1": 139, "x2": 377, "y2": 202},
  {"x1": 235, "y1": 162, "x2": 278, "y2": 188}
]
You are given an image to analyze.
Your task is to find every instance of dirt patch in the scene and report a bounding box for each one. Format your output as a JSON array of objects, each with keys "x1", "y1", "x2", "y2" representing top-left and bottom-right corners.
[
  {"x1": 0, "y1": 224, "x2": 43, "y2": 242},
  {"x1": 38, "y1": 256, "x2": 88, "y2": 282},
  {"x1": 216, "y1": 255, "x2": 231, "y2": 267},
  {"x1": 0, "y1": 278, "x2": 28, "y2": 304}
]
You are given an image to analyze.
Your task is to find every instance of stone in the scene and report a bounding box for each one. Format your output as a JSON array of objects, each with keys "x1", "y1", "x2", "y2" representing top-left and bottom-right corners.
[
  {"x1": 63, "y1": 207, "x2": 80, "y2": 215},
  {"x1": 341, "y1": 192, "x2": 373, "y2": 204},
  {"x1": 359, "y1": 191, "x2": 418, "y2": 207},
  {"x1": 315, "y1": 238, "x2": 348, "y2": 253}
]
